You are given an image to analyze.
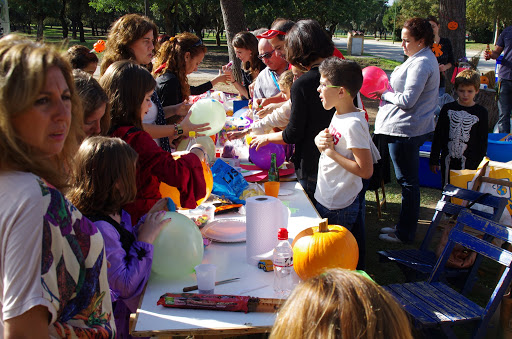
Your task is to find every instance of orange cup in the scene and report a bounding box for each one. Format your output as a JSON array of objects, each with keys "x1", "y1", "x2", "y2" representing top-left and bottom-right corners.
[{"x1": 264, "y1": 181, "x2": 280, "y2": 198}]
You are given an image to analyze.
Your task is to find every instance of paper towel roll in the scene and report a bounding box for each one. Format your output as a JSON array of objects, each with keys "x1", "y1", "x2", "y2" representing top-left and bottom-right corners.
[{"x1": 246, "y1": 196, "x2": 289, "y2": 265}]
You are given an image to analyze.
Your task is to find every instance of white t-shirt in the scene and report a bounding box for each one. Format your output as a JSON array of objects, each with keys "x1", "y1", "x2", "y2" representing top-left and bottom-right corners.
[
  {"x1": 253, "y1": 67, "x2": 281, "y2": 99},
  {"x1": 314, "y1": 110, "x2": 372, "y2": 210},
  {"x1": 0, "y1": 171, "x2": 115, "y2": 337}
]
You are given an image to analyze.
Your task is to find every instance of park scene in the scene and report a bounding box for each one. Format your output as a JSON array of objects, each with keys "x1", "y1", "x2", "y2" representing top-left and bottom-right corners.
[{"x1": 1, "y1": 0, "x2": 512, "y2": 338}]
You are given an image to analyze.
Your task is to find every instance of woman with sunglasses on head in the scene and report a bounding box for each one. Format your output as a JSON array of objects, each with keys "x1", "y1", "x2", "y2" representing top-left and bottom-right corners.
[
  {"x1": 222, "y1": 31, "x2": 265, "y2": 100},
  {"x1": 152, "y1": 32, "x2": 230, "y2": 108},
  {"x1": 101, "y1": 14, "x2": 209, "y2": 152}
]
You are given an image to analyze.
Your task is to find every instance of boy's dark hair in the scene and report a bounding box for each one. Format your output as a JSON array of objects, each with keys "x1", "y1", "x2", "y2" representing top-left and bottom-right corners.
[
  {"x1": 66, "y1": 45, "x2": 98, "y2": 70},
  {"x1": 100, "y1": 60, "x2": 156, "y2": 130},
  {"x1": 285, "y1": 19, "x2": 334, "y2": 69},
  {"x1": 319, "y1": 57, "x2": 363, "y2": 98},
  {"x1": 454, "y1": 69, "x2": 480, "y2": 91},
  {"x1": 403, "y1": 17, "x2": 434, "y2": 47},
  {"x1": 270, "y1": 18, "x2": 296, "y2": 41}
]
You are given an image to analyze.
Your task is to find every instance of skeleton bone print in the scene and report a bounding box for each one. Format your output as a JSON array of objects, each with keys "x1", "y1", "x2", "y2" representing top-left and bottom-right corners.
[{"x1": 447, "y1": 109, "x2": 479, "y2": 169}]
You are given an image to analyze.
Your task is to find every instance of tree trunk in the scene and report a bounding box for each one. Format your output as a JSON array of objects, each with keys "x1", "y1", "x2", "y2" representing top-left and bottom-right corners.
[
  {"x1": 439, "y1": 0, "x2": 466, "y2": 92},
  {"x1": 220, "y1": 0, "x2": 246, "y2": 83},
  {"x1": 71, "y1": 20, "x2": 77, "y2": 39},
  {"x1": 36, "y1": 17, "x2": 44, "y2": 41},
  {"x1": 78, "y1": 20, "x2": 85, "y2": 42},
  {"x1": 494, "y1": 20, "x2": 500, "y2": 46},
  {"x1": 216, "y1": 29, "x2": 221, "y2": 46},
  {"x1": 60, "y1": 0, "x2": 68, "y2": 38},
  {"x1": 162, "y1": 0, "x2": 179, "y2": 36}
]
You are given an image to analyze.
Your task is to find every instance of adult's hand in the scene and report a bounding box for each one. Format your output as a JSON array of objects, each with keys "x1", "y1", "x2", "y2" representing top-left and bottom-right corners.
[
  {"x1": 256, "y1": 102, "x2": 283, "y2": 118},
  {"x1": 368, "y1": 90, "x2": 383, "y2": 100},
  {"x1": 429, "y1": 164, "x2": 440, "y2": 174},
  {"x1": 250, "y1": 134, "x2": 270, "y2": 151},
  {"x1": 227, "y1": 129, "x2": 249, "y2": 141},
  {"x1": 211, "y1": 70, "x2": 231, "y2": 86},
  {"x1": 181, "y1": 109, "x2": 211, "y2": 136}
]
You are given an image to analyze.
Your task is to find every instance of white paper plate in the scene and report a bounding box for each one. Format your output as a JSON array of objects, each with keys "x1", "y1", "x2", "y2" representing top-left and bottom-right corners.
[
  {"x1": 278, "y1": 188, "x2": 294, "y2": 196},
  {"x1": 202, "y1": 218, "x2": 246, "y2": 243}
]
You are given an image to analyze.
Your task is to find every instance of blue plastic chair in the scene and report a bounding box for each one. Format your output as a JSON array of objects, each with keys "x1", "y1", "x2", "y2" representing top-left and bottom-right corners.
[
  {"x1": 378, "y1": 184, "x2": 507, "y2": 294},
  {"x1": 384, "y1": 210, "x2": 512, "y2": 338}
]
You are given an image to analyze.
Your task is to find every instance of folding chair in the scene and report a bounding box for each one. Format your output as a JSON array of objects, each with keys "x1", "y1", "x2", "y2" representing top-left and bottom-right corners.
[
  {"x1": 378, "y1": 184, "x2": 508, "y2": 293},
  {"x1": 384, "y1": 210, "x2": 512, "y2": 338}
]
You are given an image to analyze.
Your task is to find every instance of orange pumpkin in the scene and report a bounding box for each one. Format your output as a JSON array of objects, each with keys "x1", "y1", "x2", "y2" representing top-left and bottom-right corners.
[
  {"x1": 159, "y1": 157, "x2": 213, "y2": 209},
  {"x1": 292, "y1": 219, "x2": 358, "y2": 280},
  {"x1": 480, "y1": 74, "x2": 490, "y2": 85}
]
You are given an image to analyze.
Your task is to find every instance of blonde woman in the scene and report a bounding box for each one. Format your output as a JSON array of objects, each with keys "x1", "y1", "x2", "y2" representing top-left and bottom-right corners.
[
  {"x1": 0, "y1": 35, "x2": 115, "y2": 337},
  {"x1": 270, "y1": 269, "x2": 413, "y2": 339}
]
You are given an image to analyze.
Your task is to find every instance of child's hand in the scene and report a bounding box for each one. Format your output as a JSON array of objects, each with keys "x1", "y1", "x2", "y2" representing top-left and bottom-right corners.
[
  {"x1": 250, "y1": 134, "x2": 270, "y2": 151},
  {"x1": 148, "y1": 198, "x2": 169, "y2": 214},
  {"x1": 138, "y1": 210, "x2": 168, "y2": 244},
  {"x1": 227, "y1": 129, "x2": 249, "y2": 141},
  {"x1": 211, "y1": 71, "x2": 231, "y2": 86},
  {"x1": 429, "y1": 164, "x2": 440, "y2": 174},
  {"x1": 315, "y1": 128, "x2": 333, "y2": 152}
]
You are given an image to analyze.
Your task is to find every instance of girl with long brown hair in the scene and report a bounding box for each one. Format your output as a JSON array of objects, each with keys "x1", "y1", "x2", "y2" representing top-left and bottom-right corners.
[{"x1": 152, "y1": 32, "x2": 230, "y2": 107}]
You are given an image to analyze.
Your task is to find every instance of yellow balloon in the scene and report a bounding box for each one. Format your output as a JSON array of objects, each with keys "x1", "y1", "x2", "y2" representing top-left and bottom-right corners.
[
  {"x1": 152, "y1": 211, "x2": 204, "y2": 278},
  {"x1": 189, "y1": 99, "x2": 226, "y2": 136}
]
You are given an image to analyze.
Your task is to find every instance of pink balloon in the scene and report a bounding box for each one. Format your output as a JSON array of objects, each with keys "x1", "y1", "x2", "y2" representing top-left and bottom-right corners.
[
  {"x1": 249, "y1": 143, "x2": 285, "y2": 170},
  {"x1": 360, "y1": 66, "x2": 389, "y2": 99}
]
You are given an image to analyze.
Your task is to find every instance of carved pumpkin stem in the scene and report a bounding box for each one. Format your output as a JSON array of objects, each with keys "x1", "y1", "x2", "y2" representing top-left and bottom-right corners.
[{"x1": 319, "y1": 219, "x2": 329, "y2": 232}]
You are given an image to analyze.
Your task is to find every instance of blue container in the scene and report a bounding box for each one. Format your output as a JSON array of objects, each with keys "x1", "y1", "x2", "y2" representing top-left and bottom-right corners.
[
  {"x1": 419, "y1": 141, "x2": 442, "y2": 189},
  {"x1": 496, "y1": 55, "x2": 503, "y2": 83},
  {"x1": 487, "y1": 133, "x2": 512, "y2": 162},
  {"x1": 233, "y1": 100, "x2": 249, "y2": 114}
]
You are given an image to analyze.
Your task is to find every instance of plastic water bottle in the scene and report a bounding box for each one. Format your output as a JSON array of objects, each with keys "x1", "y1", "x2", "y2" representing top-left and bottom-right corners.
[
  {"x1": 186, "y1": 131, "x2": 197, "y2": 151},
  {"x1": 273, "y1": 228, "x2": 294, "y2": 297}
]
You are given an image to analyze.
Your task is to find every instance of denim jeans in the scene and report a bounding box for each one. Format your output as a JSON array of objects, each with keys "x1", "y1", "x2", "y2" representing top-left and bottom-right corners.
[
  {"x1": 498, "y1": 79, "x2": 512, "y2": 133},
  {"x1": 385, "y1": 133, "x2": 431, "y2": 242},
  {"x1": 316, "y1": 194, "x2": 364, "y2": 269}
]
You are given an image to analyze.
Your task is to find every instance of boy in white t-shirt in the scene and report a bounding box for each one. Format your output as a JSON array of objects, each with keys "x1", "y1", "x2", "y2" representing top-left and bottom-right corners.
[{"x1": 314, "y1": 58, "x2": 375, "y2": 269}]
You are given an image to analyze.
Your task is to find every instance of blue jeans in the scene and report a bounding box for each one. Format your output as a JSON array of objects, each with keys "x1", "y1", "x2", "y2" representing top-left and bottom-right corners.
[
  {"x1": 385, "y1": 133, "x2": 431, "y2": 243},
  {"x1": 316, "y1": 194, "x2": 364, "y2": 268},
  {"x1": 498, "y1": 79, "x2": 512, "y2": 133}
]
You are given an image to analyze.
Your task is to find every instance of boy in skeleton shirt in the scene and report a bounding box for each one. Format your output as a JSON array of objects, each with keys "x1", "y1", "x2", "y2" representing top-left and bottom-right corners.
[{"x1": 430, "y1": 69, "x2": 488, "y2": 186}]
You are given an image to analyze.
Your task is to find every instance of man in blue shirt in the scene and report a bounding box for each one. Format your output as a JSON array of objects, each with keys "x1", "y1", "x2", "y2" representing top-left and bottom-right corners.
[{"x1": 486, "y1": 26, "x2": 512, "y2": 133}]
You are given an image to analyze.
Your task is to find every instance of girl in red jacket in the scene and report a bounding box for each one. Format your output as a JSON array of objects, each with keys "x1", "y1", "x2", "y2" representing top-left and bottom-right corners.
[{"x1": 100, "y1": 60, "x2": 207, "y2": 223}]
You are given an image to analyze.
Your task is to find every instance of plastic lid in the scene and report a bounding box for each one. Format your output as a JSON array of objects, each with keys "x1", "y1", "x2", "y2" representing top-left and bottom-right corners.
[{"x1": 277, "y1": 228, "x2": 288, "y2": 240}]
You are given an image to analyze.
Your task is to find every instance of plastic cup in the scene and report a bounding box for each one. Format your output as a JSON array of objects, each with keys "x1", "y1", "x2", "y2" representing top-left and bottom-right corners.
[
  {"x1": 264, "y1": 181, "x2": 280, "y2": 198},
  {"x1": 194, "y1": 264, "x2": 217, "y2": 294}
]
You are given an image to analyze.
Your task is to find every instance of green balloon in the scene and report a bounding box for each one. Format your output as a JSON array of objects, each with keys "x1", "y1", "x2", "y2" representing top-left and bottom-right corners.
[
  {"x1": 177, "y1": 136, "x2": 216, "y2": 163},
  {"x1": 189, "y1": 99, "x2": 226, "y2": 136},
  {"x1": 152, "y1": 212, "x2": 204, "y2": 279}
]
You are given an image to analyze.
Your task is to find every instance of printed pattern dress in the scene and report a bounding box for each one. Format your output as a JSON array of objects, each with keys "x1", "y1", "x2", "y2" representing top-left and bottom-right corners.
[{"x1": 39, "y1": 178, "x2": 116, "y2": 338}]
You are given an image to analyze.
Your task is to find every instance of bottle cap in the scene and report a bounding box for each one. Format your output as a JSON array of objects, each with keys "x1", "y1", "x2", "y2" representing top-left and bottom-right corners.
[
  {"x1": 277, "y1": 228, "x2": 288, "y2": 240},
  {"x1": 189, "y1": 131, "x2": 196, "y2": 138}
]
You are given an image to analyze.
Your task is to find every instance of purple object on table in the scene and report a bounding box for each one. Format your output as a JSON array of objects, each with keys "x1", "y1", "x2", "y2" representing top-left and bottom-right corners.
[{"x1": 249, "y1": 143, "x2": 285, "y2": 170}]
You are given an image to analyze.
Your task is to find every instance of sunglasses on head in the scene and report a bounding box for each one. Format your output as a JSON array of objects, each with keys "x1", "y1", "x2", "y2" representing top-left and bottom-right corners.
[
  {"x1": 192, "y1": 39, "x2": 203, "y2": 47},
  {"x1": 258, "y1": 49, "x2": 275, "y2": 60}
]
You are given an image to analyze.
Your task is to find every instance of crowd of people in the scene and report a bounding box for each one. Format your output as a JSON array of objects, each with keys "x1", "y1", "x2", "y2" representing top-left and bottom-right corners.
[{"x1": 0, "y1": 10, "x2": 503, "y2": 338}]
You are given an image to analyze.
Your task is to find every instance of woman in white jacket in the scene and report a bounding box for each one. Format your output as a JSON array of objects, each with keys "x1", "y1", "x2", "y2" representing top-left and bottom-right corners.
[{"x1": 373, "y1": 17, "x2": 439, "y2": 244}]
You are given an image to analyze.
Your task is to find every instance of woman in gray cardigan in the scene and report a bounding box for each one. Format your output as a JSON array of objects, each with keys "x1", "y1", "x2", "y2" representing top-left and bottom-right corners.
[{"x1": 373, "y1": 18, "x2": 439, "y2": 244}]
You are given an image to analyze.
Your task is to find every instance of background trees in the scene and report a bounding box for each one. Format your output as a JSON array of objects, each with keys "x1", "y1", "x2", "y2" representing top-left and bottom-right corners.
[{"x1": 4, "y1": 0, "x2": 512, "y2": 51}]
